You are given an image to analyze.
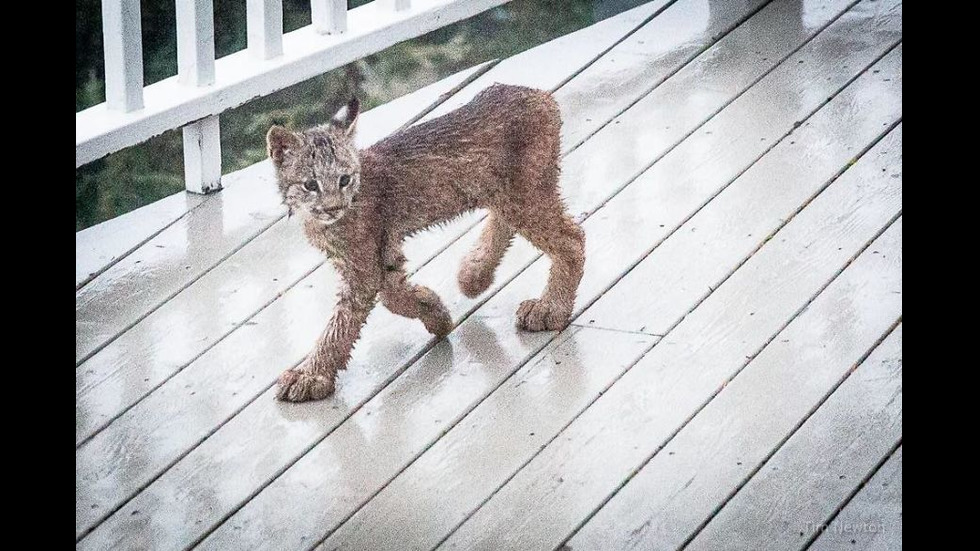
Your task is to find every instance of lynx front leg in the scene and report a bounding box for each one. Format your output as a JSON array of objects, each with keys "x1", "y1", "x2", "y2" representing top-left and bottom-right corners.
[
  {"x1": 380, "y1": 268, "x2": 453, "y2": 338},
  {"x1": 379, "y1": 242, "x2": 452, "y2": 337},
  {"x1": 276, "y1": 288, "x2": 376, "y2": 402}
]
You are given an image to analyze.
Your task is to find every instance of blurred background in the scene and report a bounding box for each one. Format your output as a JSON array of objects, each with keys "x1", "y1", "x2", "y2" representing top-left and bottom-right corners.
[{"x1": 76, "y1": 0, "x2": 647, "y2": 230}]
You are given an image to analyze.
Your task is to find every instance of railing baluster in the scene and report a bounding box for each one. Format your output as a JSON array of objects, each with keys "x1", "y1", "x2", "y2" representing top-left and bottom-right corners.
[
  {"x1": 176, "y1": 0, "x2": 216, "y2": 86},
  {"x1": 247, "y1": 0, "x2": 284, "y2": 59},
  {"x1": 379, "y1": 0, "x2": 412, "y2": 11},
  {"x1": 177, "y1": 0, "x2": 221, "y2": 193},
  {"x1": 312, "y1": 0, "x2": 347, "y2": 34},
  {"x1": 101, "y1": 0, "x2": 144, "y2": 112}
]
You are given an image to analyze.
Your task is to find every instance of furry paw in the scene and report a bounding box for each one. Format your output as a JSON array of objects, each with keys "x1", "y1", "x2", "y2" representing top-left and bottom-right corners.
[
  {"x1": 276, "y1": 362, "x2": 336, "y2": 402},
  {"x1": 516, "y1": 299, "x2": 571, "y2": 332},
  {"x1": 457, "y1": 258, "x2": 495, "y2": 298},
  {"x1": 422, "y1": 308, "x2": 454, "y2": 338},
  {"x1": 416, "y1": 286, "x2": 454, "y2": 337}
]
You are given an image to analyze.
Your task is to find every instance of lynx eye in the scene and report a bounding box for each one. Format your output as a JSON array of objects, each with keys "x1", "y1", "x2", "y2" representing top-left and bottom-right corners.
[
  {"x1": 303, "y1": 179, "x2": 319, "y2": 192},
  {"x1": 338, "y1": 174, "x2": 352, "y2": 189}
]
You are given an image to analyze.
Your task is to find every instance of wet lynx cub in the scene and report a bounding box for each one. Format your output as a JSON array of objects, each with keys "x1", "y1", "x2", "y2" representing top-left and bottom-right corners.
[{"x1": 268, "y1": 84, "x2": 585, "y2": 402}]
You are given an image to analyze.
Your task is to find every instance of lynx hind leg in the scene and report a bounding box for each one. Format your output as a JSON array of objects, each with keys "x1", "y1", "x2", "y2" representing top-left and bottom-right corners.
[
  {"x1": 512, "y1": 205, "x2": 585, "y2": 332},
  {"x1": 458, "y1": 213, "x2": 515, "y2": 298},
  {"x1": 503, "y1": 107, "x2": 583, "y2": 332}
]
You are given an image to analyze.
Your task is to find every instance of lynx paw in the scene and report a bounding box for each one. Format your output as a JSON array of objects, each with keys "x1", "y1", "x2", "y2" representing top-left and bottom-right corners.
[
  {"x1": 458, "y1": 258, "x2": 494, "y2": 298},
  {"x1": 416, "y1": 287, "x2": 454, "y2": 337},
  {"x1": 422, "y1": 308, "x2": 454, "y2": 338},
  {"x1": 516, "y1": 299, "x2": 571, "y2": 332},
  {"x1": 276, "y1": 362, "x2": 336, "y2": 402}
]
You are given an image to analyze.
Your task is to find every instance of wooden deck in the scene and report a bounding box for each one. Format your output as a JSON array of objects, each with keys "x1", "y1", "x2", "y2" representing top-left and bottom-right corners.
[{"x1": 75, "y1": 0, "x2": 903, "y2": 549}]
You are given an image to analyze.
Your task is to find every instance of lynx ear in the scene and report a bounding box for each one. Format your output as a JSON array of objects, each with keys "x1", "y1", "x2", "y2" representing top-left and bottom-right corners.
[
  {"x1": 267, "y1": 125, "x2": 300, "y2": 164},
  {"x1": 331, "y1": 96, "x2": 360, "y2": 136}
]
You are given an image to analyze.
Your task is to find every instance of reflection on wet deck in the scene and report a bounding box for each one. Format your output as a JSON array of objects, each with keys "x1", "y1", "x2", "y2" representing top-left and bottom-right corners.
[{"x1": 75, "y1": 0, "x2": 903, "y2": 549}]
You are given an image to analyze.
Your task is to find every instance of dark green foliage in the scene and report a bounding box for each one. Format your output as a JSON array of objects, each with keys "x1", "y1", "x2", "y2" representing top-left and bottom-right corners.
[{"x1": 75, "y1": 0, "x2": 634, "y2": 230}]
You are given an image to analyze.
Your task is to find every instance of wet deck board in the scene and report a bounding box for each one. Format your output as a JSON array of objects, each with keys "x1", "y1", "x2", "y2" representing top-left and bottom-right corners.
[
  {"x1": 75, "y1": 190, "x2": 207, "y2": 289},
  {"x1": 685, "y1": 325, "x2": 903, "y2": 551},
  {"x1": 809, "y1": 446, "x2": 904, "y2": 551},
  {"x1": 569, "y1": 238, "x2": 902, "y2": 551},
  {"x1": 75, "y1": 0, "x2": 904, "y2": 548}
]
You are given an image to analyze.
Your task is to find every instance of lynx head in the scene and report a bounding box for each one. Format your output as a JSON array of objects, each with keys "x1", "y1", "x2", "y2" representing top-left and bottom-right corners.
[{"x1": 267, "y1": 97, "x2": 361, "y2": 226}]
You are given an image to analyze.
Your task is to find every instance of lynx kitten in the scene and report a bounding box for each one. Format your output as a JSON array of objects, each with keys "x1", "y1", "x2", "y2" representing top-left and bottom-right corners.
[{"x1": 268, "y1": 84, "x2": 585, "y2": 402}]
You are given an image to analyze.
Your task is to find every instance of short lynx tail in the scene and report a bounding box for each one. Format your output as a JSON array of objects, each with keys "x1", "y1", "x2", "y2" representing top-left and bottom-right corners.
[{"x1": 458, "y1": 214, "x2": 515, "y2": 298}]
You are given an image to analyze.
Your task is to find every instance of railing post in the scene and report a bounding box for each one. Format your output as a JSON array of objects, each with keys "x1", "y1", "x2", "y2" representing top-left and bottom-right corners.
[
  {"x1": 101, "y1": 0, "x2": 144, "y2": 112},
  {"x1": 177, "y1": 0, "x2": 221, "y2": 194},
  {"x1": 312, "y1": 1, "x2": 347, "y2": 34},
  {"x1": 182, "y1": 116, "x2": 222, "y2": 194},
  {"x1": 379, "y1": 0, "x2": 412, "y2": 11},
  {"x1": 247, "y1": 0, "x2": 283, "y2": 59}
]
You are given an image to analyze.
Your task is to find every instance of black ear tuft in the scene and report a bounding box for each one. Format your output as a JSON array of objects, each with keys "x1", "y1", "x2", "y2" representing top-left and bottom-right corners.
[{"x1": 331, "y1": 96, "x2": 360, "y2": 136}]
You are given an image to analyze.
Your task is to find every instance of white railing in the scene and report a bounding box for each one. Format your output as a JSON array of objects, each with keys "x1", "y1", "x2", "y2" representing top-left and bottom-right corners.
[{"x1": 77, "y1": 0, "x2": 511, "y2": 192}]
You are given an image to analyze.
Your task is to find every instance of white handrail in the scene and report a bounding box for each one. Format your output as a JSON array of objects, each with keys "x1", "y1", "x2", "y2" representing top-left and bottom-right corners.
[{"x1": 78, "y1": 0, "x2": 512, "y2": 193}]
